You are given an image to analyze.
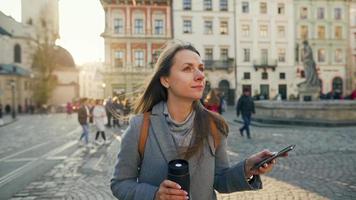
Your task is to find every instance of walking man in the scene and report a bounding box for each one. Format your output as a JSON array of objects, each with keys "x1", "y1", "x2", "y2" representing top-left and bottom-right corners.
[
  {"x1": 78, "y1": 98, "x2": 90, "y2": 145},
  {"x1": 236, "y1": 89, "x2": 255, "y2": 139}
]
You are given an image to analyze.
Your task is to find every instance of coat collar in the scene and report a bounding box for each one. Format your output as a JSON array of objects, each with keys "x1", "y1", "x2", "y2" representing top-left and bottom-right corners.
[{"x1": 150, "y1": 102, "x2": 179, "y2": 163}]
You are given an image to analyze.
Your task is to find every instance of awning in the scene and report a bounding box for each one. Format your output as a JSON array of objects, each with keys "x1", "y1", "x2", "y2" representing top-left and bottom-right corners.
[{"x1": 0, "y1": 63, "x2": 31, "y2": 76}]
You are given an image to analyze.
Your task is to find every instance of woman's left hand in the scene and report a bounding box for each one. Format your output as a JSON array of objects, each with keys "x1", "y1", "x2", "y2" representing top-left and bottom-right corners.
[{"x1": 244, "y1": 150, "x2": 286, "y2": 178}]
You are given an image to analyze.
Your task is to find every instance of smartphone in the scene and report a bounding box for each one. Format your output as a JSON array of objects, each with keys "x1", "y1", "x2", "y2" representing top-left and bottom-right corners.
[{"x1": 251, "y1": 144, "x2": 296, "y2": 170}]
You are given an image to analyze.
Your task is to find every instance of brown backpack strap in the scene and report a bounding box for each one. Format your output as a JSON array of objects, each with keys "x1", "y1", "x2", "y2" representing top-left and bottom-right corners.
[
  {"x1": 139, "y1": 112, "x2": 151, "y2": 159},
  {"x1": 209, "y1": 119, "x2": 221, "y2": 149},
  {"x1": 138, "y1": 112, "x2": 220, "y2": 160}
]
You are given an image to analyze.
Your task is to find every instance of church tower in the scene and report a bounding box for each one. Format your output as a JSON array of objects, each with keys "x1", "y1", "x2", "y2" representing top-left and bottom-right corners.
[{"x1": 21, "y1": 0, "x2": 60, "y2": 42}]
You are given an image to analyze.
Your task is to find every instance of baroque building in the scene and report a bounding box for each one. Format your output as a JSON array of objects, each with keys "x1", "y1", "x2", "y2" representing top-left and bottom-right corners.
[
  {"x1": 349, "y1": 1, "x2": 356, "y2": 92},
  {"x1": 294, "y1": 0, "x2": 349, "y2": 96},
  {"x1": 173, "y1": 0, "x2": 236, "y2": 104},
  {"x1": 100, "y1": 0, "x2": 172, "y2": 97},
  {"x1": 235, "y1": 0, "x2": 295, "y2": 100}
]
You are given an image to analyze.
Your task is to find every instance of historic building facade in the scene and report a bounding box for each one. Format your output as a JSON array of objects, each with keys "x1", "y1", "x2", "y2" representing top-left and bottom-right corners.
[
  {"x1": 173, "y1": 0, "x2": 236, "y2": 104},
  {"x1": 100, "y1": 0, "x2": 172, "y2": 97},
  {"x1": 235, "y1": 0, "x2": 295, "y2": 100},
  {"x1": 295, "y1": 0, "x2": 349, "y2": 96},
  {"x1": 349, "y1": 1, "x2": 356, "y2": 92},
  {"x1": 0, "y1": 11, "x2": 36, "y2": 113},
  {"x1": 78, "y1": 62, "x2": 105, "y2": 99}
]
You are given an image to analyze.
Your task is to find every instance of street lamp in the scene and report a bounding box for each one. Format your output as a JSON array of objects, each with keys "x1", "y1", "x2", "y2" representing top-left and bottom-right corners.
[
  {"x1": 9, "y1": 80, "x2": 16, "y2": 119},
  {"x1": 101, "y1": 83, "x2": 106, "y2": 99}
]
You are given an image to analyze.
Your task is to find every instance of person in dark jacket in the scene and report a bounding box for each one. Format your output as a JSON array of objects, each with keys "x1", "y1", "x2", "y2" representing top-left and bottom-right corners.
[
  {"x1": 78, "y1": 98, "x2": 90, "y2": 145},
  {"x1": 236, "y1": 89, "x2": 255, "y2": 139}
]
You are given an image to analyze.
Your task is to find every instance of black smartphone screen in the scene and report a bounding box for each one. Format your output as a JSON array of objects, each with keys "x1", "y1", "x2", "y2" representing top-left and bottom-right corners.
[{"x1": 251, "y1": 144, "x2": 295, "y2": 170}]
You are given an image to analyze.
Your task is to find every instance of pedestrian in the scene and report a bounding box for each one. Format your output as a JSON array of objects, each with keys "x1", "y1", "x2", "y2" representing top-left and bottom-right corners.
[
  {"x1": 217, "y1": 91, "x2": 227, "y2": 114},
  {"x1": 93, "y1": 99, "x2": 107, "y2": 144},
  {"x1": 0, "y1": 103, "x2": 3, "y2": 126},
  {"x1": 111, "y1": 42, "x2": 279, "y2": 200},
  {"x1": 66, "y1": 102, "x2": 73, "y2": 116},
  {"x1": 204, "y1": 89, "x2": 220, "y2": 113},
  {"x1": 78, "y1": 98, "x2": 90, "y2": 145},
  {"x1": 105, "y1": 97, "x2": 113, "y2": 127},
  {"x1": 236, "y1": 88, "x2": 255, "y2": 139}
]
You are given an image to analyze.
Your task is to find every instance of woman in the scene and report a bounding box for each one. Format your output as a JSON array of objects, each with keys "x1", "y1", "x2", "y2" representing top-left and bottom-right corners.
[
  {"x1": 111, "y1": 42, "x2": 279, "y2": 200},
  {"x1": 93, "y1": 99, "x2": 107, "y2": 144}
]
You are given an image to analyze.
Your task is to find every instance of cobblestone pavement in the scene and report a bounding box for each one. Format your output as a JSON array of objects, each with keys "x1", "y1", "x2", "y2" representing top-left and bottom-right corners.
[{"x1": 7, "y1": 110, "x2": 356, "y2": 200}]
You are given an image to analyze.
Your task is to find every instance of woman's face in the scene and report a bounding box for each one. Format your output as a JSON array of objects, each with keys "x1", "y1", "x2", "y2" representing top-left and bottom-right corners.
[{"x1": 161, "y1": 49, "x2": 205, "y2": 102}]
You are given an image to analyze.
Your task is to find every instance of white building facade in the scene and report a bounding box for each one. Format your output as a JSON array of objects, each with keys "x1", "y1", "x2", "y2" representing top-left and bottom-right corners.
[
  {"x1": 235, "y1": 0, "x2": 295, "y2": 100},
  {"x1": 295, "y1": 0, "x2": 349, "y2": 96},
  {"x1": 0, "y1": 11, "x2": 36, "y2": 112},
  {"x1": 173, "y1": 0, "x2": 236, "y2": 104},
  {"x1": 79, "y1": 62, "x2": 105, "y2": 100},
  {"x1": 349, "y1": 1, "x2": 356, "y2": 92}
]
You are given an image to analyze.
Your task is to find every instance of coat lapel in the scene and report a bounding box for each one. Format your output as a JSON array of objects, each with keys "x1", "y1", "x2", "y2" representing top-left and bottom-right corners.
[{"x1": 150, "y1": 102, "x2": 178, "y2": 163}]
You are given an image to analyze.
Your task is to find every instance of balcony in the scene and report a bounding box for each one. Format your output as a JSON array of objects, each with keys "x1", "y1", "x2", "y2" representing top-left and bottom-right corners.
[
  {"x1": 253, "y1": 59, "x2": 278, "y2": 71},
  {"x1": 203, "y1": 59, "x2": 234, "y2": 71}
]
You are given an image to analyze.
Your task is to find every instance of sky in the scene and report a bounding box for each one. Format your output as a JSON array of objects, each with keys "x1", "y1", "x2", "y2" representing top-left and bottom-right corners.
[{"x1": 0, "y1": 0, "x2": 105, "y2": 65}]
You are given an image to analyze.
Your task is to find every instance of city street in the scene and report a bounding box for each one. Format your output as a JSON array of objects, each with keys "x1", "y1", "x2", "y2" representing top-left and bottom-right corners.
[{"x1": 0, "y1": 109, "x2": 355, "y2": 200}]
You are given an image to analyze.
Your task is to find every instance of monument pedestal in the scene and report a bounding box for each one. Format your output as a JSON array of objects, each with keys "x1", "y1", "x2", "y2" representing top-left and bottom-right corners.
[{"x1": 298, "y1": 86, "x2": 320, "y2": 101}]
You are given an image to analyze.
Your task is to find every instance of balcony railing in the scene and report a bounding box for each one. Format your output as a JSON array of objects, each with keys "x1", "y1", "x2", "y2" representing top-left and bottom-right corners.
[
  {"x1": 253, "y1": 59, "x2": 278, "y2": 71},
  {"x1": 203, "y1": 59, "x2": 234, "y2": 71}
]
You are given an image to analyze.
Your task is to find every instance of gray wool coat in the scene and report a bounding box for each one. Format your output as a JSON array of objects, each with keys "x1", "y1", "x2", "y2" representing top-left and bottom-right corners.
[{"x1": 111, "y1": 102, "x2": 262, "y2": 200}]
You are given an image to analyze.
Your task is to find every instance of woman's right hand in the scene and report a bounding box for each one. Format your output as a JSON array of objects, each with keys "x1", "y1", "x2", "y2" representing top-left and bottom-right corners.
[{"x1": 154, "y1": 180, "x2": 189, "y2": 200}]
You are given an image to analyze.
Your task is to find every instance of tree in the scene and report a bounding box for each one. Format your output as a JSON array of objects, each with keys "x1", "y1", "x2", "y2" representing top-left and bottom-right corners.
[{"x1": 31, "y1": 22, "x2": 58, "y2": 107}]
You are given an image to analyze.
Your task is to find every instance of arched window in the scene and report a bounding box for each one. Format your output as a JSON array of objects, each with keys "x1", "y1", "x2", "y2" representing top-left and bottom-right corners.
[
  {"x1": 332, "y1": 77, "x2": 343, "y2": 93},
  {"x1": 14, "y1": 44, "x2": 21, "y2": 63}
]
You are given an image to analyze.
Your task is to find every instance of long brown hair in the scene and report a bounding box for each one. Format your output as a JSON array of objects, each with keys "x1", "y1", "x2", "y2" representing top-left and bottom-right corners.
[{"x1": 134, "y1": 41, "x2": 228, "y2": 158}]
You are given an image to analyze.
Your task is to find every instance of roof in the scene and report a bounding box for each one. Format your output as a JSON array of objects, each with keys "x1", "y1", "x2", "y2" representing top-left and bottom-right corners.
[
  {"x1": 0, "y1": 64, "x2": 31, "y2": 76},
  {"x1": 54, "y1": 46, "x2": 76, "y2": 68}
]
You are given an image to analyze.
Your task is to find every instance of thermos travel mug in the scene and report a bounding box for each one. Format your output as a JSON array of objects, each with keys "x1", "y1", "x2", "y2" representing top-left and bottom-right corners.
[{"x1": 167, "y1": 159, "x2": 190, "y2": 195}]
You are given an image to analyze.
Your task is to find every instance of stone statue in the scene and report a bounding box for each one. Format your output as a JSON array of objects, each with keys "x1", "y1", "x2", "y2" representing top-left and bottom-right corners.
[{"x1": 299, "y1": 40, "x2": 320, "y2": 87}]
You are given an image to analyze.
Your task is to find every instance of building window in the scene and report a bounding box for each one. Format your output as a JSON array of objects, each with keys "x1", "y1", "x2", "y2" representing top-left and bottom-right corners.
[
  {"x1": 220, "y1": 48, "x2": 228, "y2": 60},
  {"x1": 317, "y1": 7, "x2": 325, "y2": 20},
  {"x1": 261, "y1": 49, "x2": 268, "y2": 64},
  {"x1": 243, "y1": 48, "x2": 250, "y2": 62},
  {"x1": 260, "y1": 2, "x2": 267, "y2": 14},
  {"x1": 183, "y1": 0, "x2": 191, "y2": 10},
  {"x1": 220, "y1": 21, "x2": 228, "y2": 35},
  {"x1": 134, "y1": 19, "x2": 144, "y2": 34},
  {"x1": 318, "y1": 26, "x2": 325, "y2": 39},
  {"x1": 277, "y1": 26, "x2": 285, "y2": 38},
  {"x1": 204, "y1": 0, "x2": 212, "y2": 11},
  {"x1": 335, "y1": 49, "x2": 342, "y2": 63},
  {"x1": 262, "y1": 72, "x2": 268, "y2": 80},
  {"x1": 14, "y1": 44, "x2": 21, "y2": 63},
  {"x1": 300, "y1": 25, "x2": 308, "y2": 39},
  {"x1": 277, "y1": 3, "x2": 285, "y2": 15},
  {"x1": 152, "y1": 50, "x2": 161, "y2": 64},
  {"x1": 114, "y1": 18, "x2": 123, "y2": 34},
  {"x1": 205, "y1": 48, "x2": 213, "y2": 60},
  {"x1": 220, "y1": 0, "x2": 228, "y2": 11},
  {"x1": 243, "y1": 72, "x2": 250, "y2": 79},
  {"x1": 114, "y1": 51, "x2": 124, "y2": 67},
  {"x1": 134, "y1": 50, "x2": 144, "y2": 67},
  {"x1": 242, "y1": 25, "x2": 250, "y2": 37},
  {"x1": 183, "y1": 20, "x2": 192, "y2": 33},
  {"x1": 278, "y1": 48, "x2": 286, "y2": 62},
  {"x1": 279, "y1": 73, "x2": 286, "y2": 80},
  {"x1": 300, "y1": 7, "x2": 308, "y2": 19},
  {"x1": 242, "y1": 2, "x2": 249, "y2": 13},
  {"x1": 334, "y1": 8, "x2": 342, "y2": 20},
  {"x1": 335, "y1": 26, "x2": 342, "y2": 39},
  {"x1": 204, "y1": 21, "x2": 213, "y2": 34},
  {"x1": 318, "y1": 49, "x2": 325, "y2": 62},
  {"x1": 154, "y1": 19, "x2": 164, "y2": 35},
  {"x1": 260, "y1": 25, "x2": 268, "y2": 37}
]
